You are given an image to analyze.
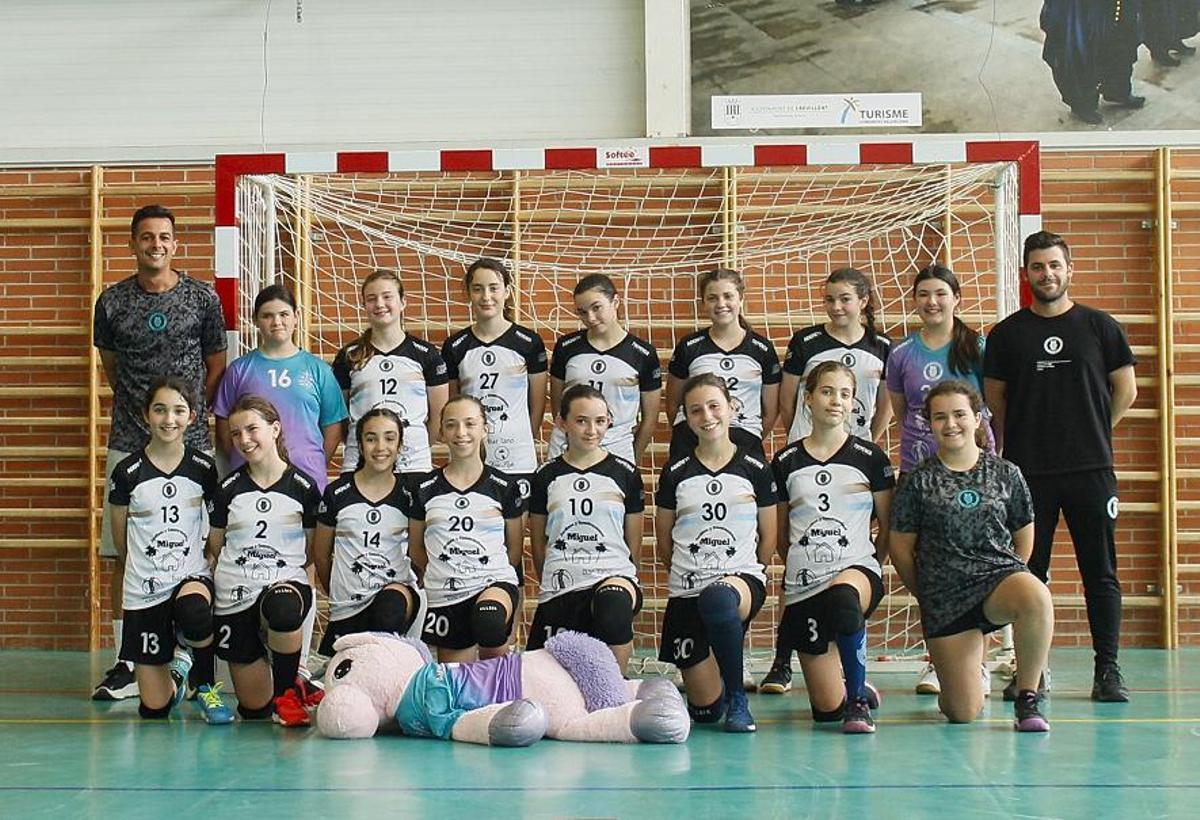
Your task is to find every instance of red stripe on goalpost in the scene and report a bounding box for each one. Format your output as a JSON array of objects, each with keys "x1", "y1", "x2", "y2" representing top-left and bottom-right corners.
[
  {"x1": 214, "y1": 154, "x2": 286, "y2": 227},
  {"x1": 649, "y1": 146, "x2": 702, "y2": 168},
  {"x1": 859, "y1": 143, "x2": 914, "y2": 164},
  {"x1": 337, "y1": 152, "x2": 389, "y2": 173},
  {"x1": 213, "y1": 277, "x2": 239, "y2": 331},
  {"x1": 752, "y1": 144, "x2": 808, "y2": 167},
  {"x1": 441, "y1": 150, "x2": 494, "y2": 172},
  {"x1": 966, "y1": 140, "x2": 1041, "y2": 215},
  {"x1": 544, "y1": 148, "x2": 598, "y2": 169}
]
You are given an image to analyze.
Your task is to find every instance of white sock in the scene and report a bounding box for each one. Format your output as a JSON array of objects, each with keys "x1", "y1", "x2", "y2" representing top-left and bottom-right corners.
[
  {"x1": 112, "y1": 619, "x2": 130, "y2": 669},
  {"x1": 299, "y1": 604, "x2": 316, "y2": 677}
]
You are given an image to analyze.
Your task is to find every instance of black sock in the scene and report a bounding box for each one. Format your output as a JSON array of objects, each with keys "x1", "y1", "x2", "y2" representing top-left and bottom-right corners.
[
  {"x1": 271, "y1": 649, "x2": 301, "y2": 698},
  {"x1": 191, "y1": 643, "x2": 216, "y2": 688},
  {"x1": 697, "y1": 584, "x2": 745, "y2": 702}
]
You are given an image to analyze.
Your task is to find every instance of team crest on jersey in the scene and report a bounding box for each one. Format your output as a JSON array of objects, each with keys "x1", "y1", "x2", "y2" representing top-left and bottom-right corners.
[
  {"x1": 236, "y1": 545, "x2": 287, "y2": 581},
  {"x1": 841, "y1": 352, "x2": 857, "y2": 367},
  {"x1": 1043, "y1": 336, "x2": 1064, "y2": 355},
  {"x1": 161, "y1": 482, "x2": 177, "y2": 499},
  {"x1": 591, "y1": 359, "x2": 607, "y2": 375},
  {"x1": 380, "y1": 358, "x2": 394, "y2": 372},
  {"x1": 797, "y1": 517, "x2": 849, "y2": 563},
  {"x1": 957, "y1": 489, "x2": 982, "y2": 509},
  {"x1": 706, "y1": 479, "x2": 723, "y2": 496},
  {"x1": 517, "y1": 479, "x2": 531, "y2": 498},
  {"x1": 682, "y1": 570, "x2": 700, "y2": 590},
  {"x1": 147, "y1": 311, "x2": 168, "y2": 332},
  {"x1": 365, "y1": 508, "x2": 382, "y2": 526},
  {"x1": 815, "y1": 470, "x2": 832, "y2": 487},
  {"x1": 573, "y1": 477, "x2": 590, "y2": 493},
  {"x1": 256, "y1": 497, "x2": 273, "y2": 514},
  {"x1": 923, "y1": 362, "x2": 943, "y2": 381},
  {"x1": 495, "y1": 446, "x2": 511, "y2": 463},
  {"x1": 1107, "y1": 496, "x2": 1119, "y2": 519},
  {"x1": 454, "y1": 496, "x2": 470, "y2": 510},
  {"x1": 481, "y1": 350, "x2": 497, "y2": 367},
  {"x1": 298, "y1": 371, "x2": 315, "y2": 390},
  {"x1": 719, "y1": 357, "x2": 735, "y2": 372},
  {"x1": 142, "y1": 578, "x2": 162, "y2": 596}
]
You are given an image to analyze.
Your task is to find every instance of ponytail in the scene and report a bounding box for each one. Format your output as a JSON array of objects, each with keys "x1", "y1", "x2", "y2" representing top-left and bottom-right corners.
[{"x1": 912, "y1": 264, "x2": 979, "y2": 376}]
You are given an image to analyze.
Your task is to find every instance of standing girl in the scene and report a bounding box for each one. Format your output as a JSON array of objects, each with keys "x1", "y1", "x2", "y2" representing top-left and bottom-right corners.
[
  {"x1": 209, "y1": 396, "x2": 322, "y2": 727},
  {"x1": 665, "y1": 268, "x2": 781, "y2": 462},
  {"x1": 656, "y1": 374, "x2": 777, "y2": 733},
  {"x1": 408, "y1": 396, "x2": 526, "y2": 662},
  {"x1": 442, "y1": 257, "x2": 548, "y2": 496},
  {"x1": 527, "y1": 384, "x2": 645, "y2": 672},
  {"x1": 548, "y1": 274, "x2": 661, "y2": 466},
  {"x1": 109, "y1": 376, "x2": 229, "y2": 723},
  {"x1": 770, "y1": 362, "x2": 894, "y2": 733},
  {"x1": 333, "y1": 269, "x2": 449, "y2": 476},
  {"x1": 313, "y1": 407, "x2": 420, "y2": 655}
]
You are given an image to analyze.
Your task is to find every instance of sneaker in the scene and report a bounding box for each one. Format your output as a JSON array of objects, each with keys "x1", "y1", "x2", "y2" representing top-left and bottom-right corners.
[
  {"x1": 981, "y1": 664, "x2": 991, "y2": 698},
  {"x1": 195, "y1": 683, "x2": 235, "y2": 725},
  {"x1": 1003, "y1": 669, "x2": 1049, "y2": 702},
  {"x1": 724, "y1": 689, "x2": 757, "y2": 733},
  {"x1": 168, "y1": 652, "x2": 193, "y2": 709},
  {"x1": 1092, "y1": 664, "x2": 1130, "y2": 703},
  {"x1": 272, "y1": 688, "x2": 311, "y2": 727},
  {"x1": 759, "y1": 663, "x2": 793, "y2": 694},
  {"x1": 863, "y1": 681, "x2": 881, "y2": 711},
  {"x1": 92, "y1": 662, "x2": 138, "y2": 701},
  {"x1": 915, "y1": 662, "x2": 940, "y2": 695},
  {"x1": 1013, "y1": 690, "x2": 1050, "y2": 732},
  {"x1": 294, "y1": 676, "x2": 325, "y2": 709},
  {"x1": 842, "y1": 697, "x2": 876, "y2": 734}
]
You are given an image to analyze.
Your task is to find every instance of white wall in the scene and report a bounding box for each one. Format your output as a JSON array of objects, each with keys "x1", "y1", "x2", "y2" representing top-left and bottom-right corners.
[{"x1": 0, "y1": 0, "x2": 650, "y2": 164}]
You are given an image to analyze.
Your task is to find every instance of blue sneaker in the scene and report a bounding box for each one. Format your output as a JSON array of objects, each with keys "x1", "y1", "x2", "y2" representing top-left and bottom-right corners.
[
  {"x1": 168, "y1": 651, "x2": 193, "y2": 710},
  {"x1": 724, "y1": 689, "x2": 757, "y2": 733},
  {"x1": 195, "y1": 683, "x2": 235, "y2": 725}
]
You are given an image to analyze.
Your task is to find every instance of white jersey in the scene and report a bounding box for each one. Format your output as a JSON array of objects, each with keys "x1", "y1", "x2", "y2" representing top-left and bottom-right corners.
[
  {"x1": 318, "y1": 473, "x2": 417, "y2": 621},
  {"x1": 441, "y1": 324, "x2": 548, "y2": 474},
  {"x1": 109, "y1": 447, "x2": 217, "y2": 610},
  {"x1": 408, "y1": 467, "x2": 524, "y2": 607},
  {"x1": 772, "y1": 437, "x2": 894, "y2": 605},
  {"x1": 547, "y1": 330, "x2": 661, "y2": 463},
  {"x1": 783, "y1": 324, "x2": 891, "y2": 442},
  {"x1": 333, "y1": 335, "x2": 449, "y2": 473},
  {"x1": 529, "y1": 453, "x2": 644, "y2": 601},
  {"x1": 667, "y1": 328, "x2": 782, "y2": 438},
  {"x1": 208, "y1": 466, "x2": 320, "y2": 615},
  {"x1": 655, "y1": 449, "x2": 777, "y2": 597}
]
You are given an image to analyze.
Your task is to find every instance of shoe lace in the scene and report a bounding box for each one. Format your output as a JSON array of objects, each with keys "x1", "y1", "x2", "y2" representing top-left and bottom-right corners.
[{"x1": 199, "y1": 683, "x2": 226, "y2": 709}]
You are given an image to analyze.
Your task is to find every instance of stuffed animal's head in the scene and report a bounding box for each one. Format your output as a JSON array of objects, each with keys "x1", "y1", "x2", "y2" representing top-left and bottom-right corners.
[{"x1": 316, "y1": 632, "x2": 432, "y2": 739}]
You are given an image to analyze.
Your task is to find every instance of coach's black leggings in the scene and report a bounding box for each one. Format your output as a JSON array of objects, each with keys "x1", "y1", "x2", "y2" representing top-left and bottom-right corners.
[{"x1": 1025, "y1": 469, "x2": 1122, "y2": 667}]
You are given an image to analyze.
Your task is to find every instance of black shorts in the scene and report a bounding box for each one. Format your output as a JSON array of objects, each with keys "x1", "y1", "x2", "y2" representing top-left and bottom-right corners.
[
  {"x1": 657, "y1": 574, "x2": 767, "y2": 670},
  {"x1": 119, "y1": 576, "x2": 214, "y2": 666},
  {"x1": 926, "y1": 599, "x2": 1006, "y2": 640},
  {"x1": 421, "y1": 582, "x2": 520, "y2": 650},
  {"x1": 526, "y1": 578, "x2": 644, "y2": 650},
  {"x1": 213, "y1": 581, "x2": 314, "y2": 664},
  {"x1": 777, "y1": 567, "x2": 885, "y2": 656},
  {"x1": 668, "y1": 422, "x2": 765, "y2": 463},
  {"x1": 318, "y1": 584, "x2": 420, "y2": 656}
]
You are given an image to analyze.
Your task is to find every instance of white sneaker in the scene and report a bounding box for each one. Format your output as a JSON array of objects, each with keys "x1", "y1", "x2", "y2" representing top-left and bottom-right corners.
[
  {"x1": 915, "y1": 662, "x2": 941, "y2": 695},
  {"x1": 981, "y1": 664, "x2": 991, "y2": 698}
]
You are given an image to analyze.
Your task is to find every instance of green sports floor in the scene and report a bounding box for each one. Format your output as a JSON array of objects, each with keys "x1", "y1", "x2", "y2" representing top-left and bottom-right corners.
[{"x1": 1, "y1": 649, "x2": 1197, "y2": 819}]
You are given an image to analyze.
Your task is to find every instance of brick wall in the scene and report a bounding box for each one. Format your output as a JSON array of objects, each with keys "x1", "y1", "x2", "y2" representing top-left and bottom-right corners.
[{"x1": 0, "y1": 151, "x2": 1194, "y2": 650}]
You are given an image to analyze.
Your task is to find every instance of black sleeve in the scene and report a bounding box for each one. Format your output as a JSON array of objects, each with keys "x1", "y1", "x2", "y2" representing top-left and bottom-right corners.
[
  {"x1": 762, "y1": 339, "x2": 783, "y2": 385},
  {"x1": 751, "y1": 461, "x2": 778, "y2": 508},
  {"x1": 317, "y1": 485, "x2": 338, "y2": 528},
  {"x1": 640, "y1": 345, "x2": 663, "y2": 392},
  {"x1": 869, "y1": 446, "x2": 896, "y2": 492},
  {"x1": 549, "y1": 337, "x2": 569, "y2": 380},
  {"x1": 424, "y1": 346, "x2": 450, "y2": 387},
  {"x1": 107, "y1": 457, "x2": 133, "y2": 506},
  {"x1": 1099, "y1": 313, "x2": 1137, "y2": 373},
  {"x1": 440, "y1": 336, "x2": 461, "y2": 382},
  {"x1": 199, "y1": 287, "x2": 228, "y2": 356},
  {"x1": 528, "y1": 467, "x2": 551, "y2": 516},
  {"x1": 93, "y1": 294, "x2": 114, "y2": 351},
  {"x1": 1004, "y1": 462, "x2": 1035, "y2": 533},
  {"x1": 624, "y1": 467, "x2": 646, "y2": 515},
  {"x1": 207, "y1": 484, "x2": 231, "y2": 529},
  {"x1": 770, "y1": 453, "x2": 789, "y2": 498},
  {"x1": 654, "y1": 465, "x2": 678, "y2": 510},
  {"x1": 201, "y1": 460, "x2": 220, "y2": 505},
  {"x1": 890, "y1": 469, "x2": 922, "y2": 534},
  {"x1": 332, "y1": 346, "x2": 353, "y2": 391},
  {"x1": 526, "y1": 332, "x2": 549, "y2": 375},
  {"x1": 501, "y1": 476, "x2": 526, "y2": 519},
  {"x1": 667, "y1": 339, "x2": 690, "y2": 380},
  {"x1": 782, "y1": 330, "x2": 806, "y2": 376},
  {"x1": 301, "y1": 480, "x2": 321, "y2": 529},
  {"x1": 982, "y1": 320, "x2": 1010, "y2": 381}
]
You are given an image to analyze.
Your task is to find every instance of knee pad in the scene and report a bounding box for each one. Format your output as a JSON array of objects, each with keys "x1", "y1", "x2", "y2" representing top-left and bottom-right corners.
[
  {"x1": 260, "y1": 584, "x2": 305, "y2": 633},
  {"x1": 368, "y1": 588, "x2": 412, "y2": 635},
  {"x1": 471, "y1": 599, "x2": 510, "y2": 649},
  {"x1": 825, "y1": 583, "x2": 865, "y2": 636},
  {"x1": 590, "y1": 584, "x2": 635, "y2": 645},
  {"x1": 237, "y1": 701, "x2": 273, "y2": 721},
  {"x1": 696, "y1": 582, "x2": 741, "y2": 627},
  {"x1": 173, "y1": 592, "x2": 213, "y2": 644},
  {"x1": 812, "y1": 700, "x2": 846, "y2": 723},
  {"x1": 687, "y1": 693, "x2": 727, "y2": 724}
]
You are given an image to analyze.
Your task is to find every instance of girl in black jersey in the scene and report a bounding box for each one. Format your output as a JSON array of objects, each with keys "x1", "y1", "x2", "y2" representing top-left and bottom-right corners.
[
  {"x1": 332, "y1": 269, "x2": 449, "y2": 474},
  {"x1": 547, "y1": 274, "x2": 661, "y2": 466},
  {"x1": 527, "y1": 385, "x2": 645, "y2": 672},
  {"x1": 665, "y1": 268, "x2": 782, "y2": 462},
  {"x1": 109, "y1": 377, "x2": 228, "y2": 723},
  {"x1": 314, "y1": 407, "x2": 420, "y2": 655},
  {"x1": 408, "y1": 395, "x2": 525, "y2": 662},
  {"x1": 208, "y1": 396, "x2": 322, "y2": 727},
  {"x1": 656, "y1": 374, "x2": 777, "y2": 733},
  {"x1": 442, "y1": 257, "x2": 548, "y2": 494}
]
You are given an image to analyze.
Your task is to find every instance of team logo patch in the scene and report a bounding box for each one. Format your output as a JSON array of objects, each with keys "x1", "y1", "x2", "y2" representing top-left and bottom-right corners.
[
  {"x1": 494, "y1": 446, "x2": 510, "y2": 463},
  {"x1": 706, "y1": 479, "x2": 723, "y2": 496},
  {"x1": 1107, "y1": 496, "x2": 1119, "y2": 519},
  {"x1": 1043, "y1": 336, "x2": 1064, "y2": 355},
  {"x1": 147, "y1": 312, "x2": 168, "y2": 332},
  {"x1": 923, "y1": 362, "x2": 943, "y2": 381},
  {"x1": 550, "y1": 567, "x2": 574, "y2": 591},
  {"x1": 481, "y1": 350, "x2": 497, "y2": 367},
  {"x1": 161, "y1": 482, "x2": 177, "y2": 499},
  {"x1": 841, "y1": 352, "x2": 857, "y2": 368},
  {"x1": 573, "y1": 477, "x2": 590, "y2": 493},
  {"x1": 957, "y1": 489, "x2": 981, "y2": 510},
  {"x1": 454, "y1": 496, "x2": 470, "y2": 510},
  {"x1": 815, "y1": 470, "x2": 832, "y2": 487},
  {"x1": 517, "y1": 479, "x2": 531, "y2": 498},
  {"x1": 256, "y1": 497, "x2": 272, "y2": 513},
  {"x1": 719, "y1": 357, "x2": 735, "y2": 372},
  {"x1": 380, "y1": 359, "x2": 394, "y2": 372},
  {"x1": 590, "y1": 359, "x2": 607, "y2": 375},
  {"x1": 366, "y1": 509, "x2": 382, "y2": 525}
]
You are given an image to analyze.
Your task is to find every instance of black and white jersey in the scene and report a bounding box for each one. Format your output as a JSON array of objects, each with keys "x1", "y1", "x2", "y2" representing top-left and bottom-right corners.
[
  {"x1": 318, "y1": 474, "x2": 417, "y2": 621},
  {"x1": 208, "y1": 466, "x2": 320, "y2": 615},
  {"x1": 442, "y1": 324, "x2": 548, "y2": 474},
  {"x1": 408, "y1": 467, "x2": 523, "y2": 607},
  {"x1": 333, "y1": 335, "x2": 450, "y2": 473},
  {"x1": 772, "y1": 437, "x2": 894, "y2": 604},
  {"x1": 668, "y1": 328, "x2": 782, "y2": 438},
  {"x1": 547, "y1": 331, "x2": 662, "y2": 463},
  {"x1": 655, "y1": 449, "x2": 777, "y2": 597},
  {"x1": 109, "y1": 447, "x2": 218, "y2": 610},
  {"x1": 783, "y1": 324, "x2": 891, "y2": 442},
  {"x1": 529, "y1": 454, "x2": 644, "y2": 602}
]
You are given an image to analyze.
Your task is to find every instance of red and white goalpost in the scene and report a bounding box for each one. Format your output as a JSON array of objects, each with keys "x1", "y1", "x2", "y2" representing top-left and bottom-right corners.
[{"x1": 213, "y1": 137, "x2": 1041, "y2": 670}]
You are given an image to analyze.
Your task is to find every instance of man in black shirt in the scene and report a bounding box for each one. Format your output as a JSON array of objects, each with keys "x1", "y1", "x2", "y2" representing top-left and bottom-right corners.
[{"x1": 984, "y1": 231, "x2": 1137, "y2": 703}]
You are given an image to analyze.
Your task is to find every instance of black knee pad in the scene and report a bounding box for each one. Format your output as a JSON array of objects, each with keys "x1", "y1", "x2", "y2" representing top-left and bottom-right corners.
[
  {"x1": 260, "y1": 584, "x2": 305, "y2": 633},
  {"x1": 825, "y1": 583, "x2": 865, "y2": 636},
  {"x1": 138, "y1": 700, "x2": 172, "y2": 720},
  {"x1": 471, "y1": 599, "x2": 510, "y2": 649},
  {"x1": 368, "y1": 588, "x2": 412, "y2": 635},
  {"x1": 688, "y1": 693, "x2": 727, "y2": 724},
  {"x1": 590, "y1": 584, "x2": 635, "y2": 645},
  {"x1": 697, "y1": 582, "x2": 741, "y2": 626},
  {"x1": 238, "y1": 701, "x2": 273, "y2": 720},
  {"x1": 812, "y1": 700, "x2": 846, "y2": 723},
  {"x1": 173, "y1": 592, "x2": 213, "y2": 644}
]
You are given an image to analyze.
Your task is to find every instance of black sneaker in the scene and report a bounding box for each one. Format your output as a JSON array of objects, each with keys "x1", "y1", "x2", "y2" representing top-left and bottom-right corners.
[
  {"x1": 842, "y1": 697, "x2": 876, "y2": 734},
  {"x1": 1002, "y1": 670, "x2": 1049, "y2": 702},
  {"x1": 92, "y1": 662, "x2": 138, "y2": 701},
  {"x1": 759, "y1": 663, "x2": 792, "y2": 694},
  {"x1": 1013, "y1": 690, "x2": 1050, "y2": 732},
  {"x1": 1092, "y1": 664, "x2": 1130, "y2": 702}
]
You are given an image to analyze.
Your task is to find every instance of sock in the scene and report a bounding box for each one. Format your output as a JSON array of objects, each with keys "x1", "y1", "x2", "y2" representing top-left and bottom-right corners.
[
  {"x1": 837, "y1": 627, "x2": 867, "y2": 703},
  {"x1": 697, "y1": 585, "x2": 745, "y2": 706},
  {"x1": 271, "y1": 649, "x2": 302, "y2": 699},
  {"x1": 112, "y1": 619, "x2": 130, "y2": 668},
  {"x1": 191, "y1": 643, "x2": 216, "y2": 688},
  {"x1": 299, "y1": 604, "x2": 317, "y2": 676}
]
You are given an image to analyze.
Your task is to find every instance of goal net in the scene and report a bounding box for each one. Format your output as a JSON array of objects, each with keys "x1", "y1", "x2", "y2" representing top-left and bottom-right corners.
[{"x1": 233, "y1": 157, "x2": 1021, "y2": 672}]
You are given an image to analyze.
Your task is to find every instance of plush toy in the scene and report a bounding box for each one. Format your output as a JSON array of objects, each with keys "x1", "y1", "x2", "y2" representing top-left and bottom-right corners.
[{"x1": 316, "y1": 631, "x2": 690, "y2": 745}]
